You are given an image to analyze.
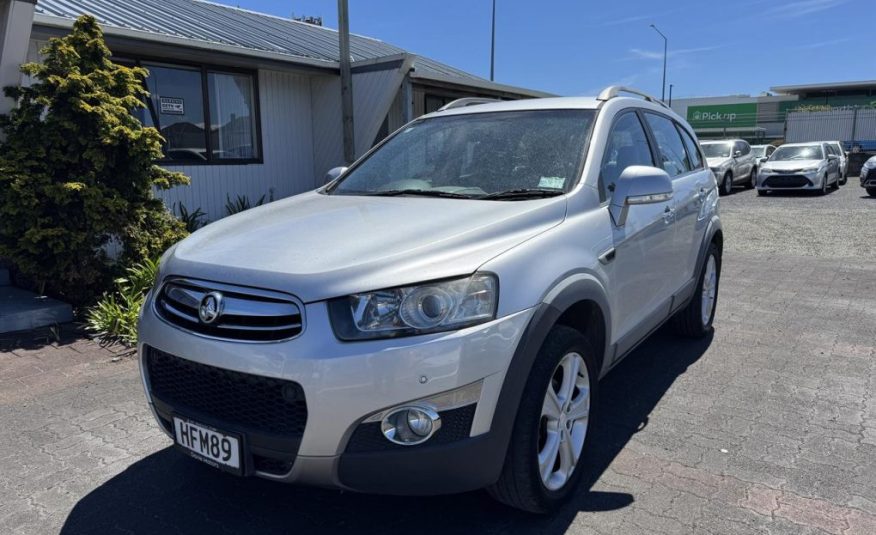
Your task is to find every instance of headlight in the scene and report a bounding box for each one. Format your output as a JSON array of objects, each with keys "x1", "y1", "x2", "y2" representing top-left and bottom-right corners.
[
  {"x1": 328, "y1": 274, "x2": 498, "y2": 340},
  {"x1": 800, "y1": 166, "x2": 820, "y2": 173},
  {"x1": 761, "y1": 168, "x2": 775, "y2": 174},
  {"x1": 864, "y1": 160, "x2": 876, "y2": 169}
]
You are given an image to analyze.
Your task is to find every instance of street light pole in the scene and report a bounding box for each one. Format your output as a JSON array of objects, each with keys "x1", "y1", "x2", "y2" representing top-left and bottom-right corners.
[
  {"x1": 669, "y1": 84, "x2": 673, "y2": 107},
  {"x1": 650, "y1": 24, "x2": 667, "y2": 101},
  {"x1": 490, "y1": 0, "x2": 496, "y2": 81}
]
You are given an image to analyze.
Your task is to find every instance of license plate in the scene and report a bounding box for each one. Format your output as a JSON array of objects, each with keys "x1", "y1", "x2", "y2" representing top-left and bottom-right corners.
[{"x1": 173, "y1": 416, "x2": 242, "y2": 474}]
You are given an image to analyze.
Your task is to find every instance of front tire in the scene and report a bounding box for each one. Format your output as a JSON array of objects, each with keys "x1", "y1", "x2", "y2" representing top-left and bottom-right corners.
[
  {"x1": 819, "y1": 174, "x2": 829, "y2": 195},
  {"x1": 757, "y1": 189, "x2": 767, "y2": 196},
  {"x1": 720, "y1": 172, "x2": 733, "y2": 196},
  {"x1": 867, "y1": 187, "x2": 876, "y2": 197},
  {"x1": 673, "y1": 242, "x2": 721, "y2": 337},
  {"x1": 488, "y1": 326, "x2": 597, "y2": 513}
]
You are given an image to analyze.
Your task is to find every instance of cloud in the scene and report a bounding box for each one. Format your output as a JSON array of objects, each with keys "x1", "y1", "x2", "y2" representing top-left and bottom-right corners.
[
  {"x1": 627, "y1": 46, "x2": 720, "y2": 61},
  {"x1": 582, "y1": 74, "x2": 641, "y2": 96},
  {"x1": 795, "y1": 37, "x2": 851, "y2": 49},
  {"x1": 763, "y1": 0, "x2": 848, "y2": 19},
  {"x1": 590, "y1": 6, "x2": 686, "y2": 27}
]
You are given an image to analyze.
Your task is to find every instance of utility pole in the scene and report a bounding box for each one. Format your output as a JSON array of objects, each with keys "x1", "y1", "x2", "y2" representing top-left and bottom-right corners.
[
  {"x1": 490, "y1": 0, "x2": 496, "y2": 81},
  {"x1": 650, "y1": 24, "x2": 667, "y2": 101},
  {"x1": 338, "y1": 0, "x2": 355, "y2": 164}
]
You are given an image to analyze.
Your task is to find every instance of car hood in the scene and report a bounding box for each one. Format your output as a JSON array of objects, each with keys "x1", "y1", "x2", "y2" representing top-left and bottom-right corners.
[
  {"x1": 163, "y1": 191, "x2": 567, "y2": 302},
  {"x1": 763, "y1": 159, "x2": 823, "y2": 171},
  {"x1": 706, "y1": 157, "x2": 731, "y2": 168}
]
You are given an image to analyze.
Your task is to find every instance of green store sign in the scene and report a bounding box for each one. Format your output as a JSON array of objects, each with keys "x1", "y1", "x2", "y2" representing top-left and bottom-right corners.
[{"x1": 687, "y1": 103, "x2": 757, "y2": 129}]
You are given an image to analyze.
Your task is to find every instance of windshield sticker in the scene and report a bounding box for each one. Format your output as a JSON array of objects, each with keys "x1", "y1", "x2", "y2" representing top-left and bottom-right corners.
[{"x1": 538, "y1": 176, "x2": 566, "y2": 189}]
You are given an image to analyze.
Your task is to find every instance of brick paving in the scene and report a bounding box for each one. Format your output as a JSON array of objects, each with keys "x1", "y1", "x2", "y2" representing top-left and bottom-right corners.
[{"x1": 1, "y1": 184, "x2": 875, "y2": 534}]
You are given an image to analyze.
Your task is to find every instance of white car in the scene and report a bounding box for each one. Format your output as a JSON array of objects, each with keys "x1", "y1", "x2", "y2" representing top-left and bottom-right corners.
[
  {"x1": 137, "y1": 86, "x2": 722, "y2": 513},
  {"x1": 757, "y1": 142, "x2": 841, "y2": 195},
  {"x1": 822, "y1": 141, "x2": 848, "y2": 185},
  {"x1": 750, "y1": 144, "x2": 776, "y2": 166}
]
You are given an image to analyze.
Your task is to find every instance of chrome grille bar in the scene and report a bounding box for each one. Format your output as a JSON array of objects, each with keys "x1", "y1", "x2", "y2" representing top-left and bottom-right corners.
[{"x1": 154, "y1": 278, "x2": 305, "y2": 342}]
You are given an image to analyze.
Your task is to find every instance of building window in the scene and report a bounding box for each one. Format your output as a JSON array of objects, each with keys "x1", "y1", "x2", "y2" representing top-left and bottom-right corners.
[{"x1": 131, "y1": 60, "x2": 261, "y2": 164}]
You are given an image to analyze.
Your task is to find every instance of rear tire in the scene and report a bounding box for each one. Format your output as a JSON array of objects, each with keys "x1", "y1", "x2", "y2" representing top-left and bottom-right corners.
[
  {"x1": 746, "y1": 167, "x2": 757, "y2": 189},
  {"x1": 673, "y1": 242, "x2": 721, "y2": 338},
  {"x1": 488, "y1": 325, "x2": 597, "y2": 513},
  {"x1": 867, "y1": 187, "x2": 876, "y2": 197}
]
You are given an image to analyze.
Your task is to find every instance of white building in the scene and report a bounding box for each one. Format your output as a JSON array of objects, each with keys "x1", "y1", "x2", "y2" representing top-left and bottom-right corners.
[{"x1": 0, "y1": 0, "x2": 549, "y2": 220}]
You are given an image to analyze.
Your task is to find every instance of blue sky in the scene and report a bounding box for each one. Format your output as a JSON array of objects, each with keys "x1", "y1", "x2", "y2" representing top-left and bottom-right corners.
[{"x1": 229, "y1": 0, "x2": 868, "y2": 98}]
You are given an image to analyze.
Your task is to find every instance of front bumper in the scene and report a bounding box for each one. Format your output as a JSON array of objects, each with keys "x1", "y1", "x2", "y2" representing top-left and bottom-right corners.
[
  {"x1": 757, "y1": 170, "x2": 823, "y2": 190},
  {"x1": 138, "y1": 293, "x2": 535, "y2": 493}
]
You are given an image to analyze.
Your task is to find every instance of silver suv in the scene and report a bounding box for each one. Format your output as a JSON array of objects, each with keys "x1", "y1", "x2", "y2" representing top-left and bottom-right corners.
[
  {"x1": 701, "y1": 139, "x2": 758, "y2": 194},
  {"x1": 138, "y1": 87, "x2": 723, "y2": 513}
]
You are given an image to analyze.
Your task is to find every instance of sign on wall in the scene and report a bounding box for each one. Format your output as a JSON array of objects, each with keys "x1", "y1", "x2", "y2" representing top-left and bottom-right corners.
[
  {"x1": 686, "y1": 103, "x2": 757, "y2": 129},
  {"x1": 159, "y1": 97, "x2": 185, "y2": 115}
]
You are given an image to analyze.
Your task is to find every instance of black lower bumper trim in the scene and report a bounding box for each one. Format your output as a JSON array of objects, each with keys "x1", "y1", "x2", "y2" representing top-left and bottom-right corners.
[{"x1": 337, "y1": 432, "x2": 506, "y2": 495}]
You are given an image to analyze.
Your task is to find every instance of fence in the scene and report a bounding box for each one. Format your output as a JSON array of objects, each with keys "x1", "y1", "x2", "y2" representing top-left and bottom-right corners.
[{"x1": 785, "y1": 108, "x2": 876, "y2": 150}]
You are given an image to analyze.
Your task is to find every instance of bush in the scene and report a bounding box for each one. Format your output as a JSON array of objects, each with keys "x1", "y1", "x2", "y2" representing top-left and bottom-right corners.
[
  {"x1": 0, "y1": 15, "x2": 188, "y2": 305},
  {"x1": 85, "y1": 258, "x2": 158, "y2": 345}
]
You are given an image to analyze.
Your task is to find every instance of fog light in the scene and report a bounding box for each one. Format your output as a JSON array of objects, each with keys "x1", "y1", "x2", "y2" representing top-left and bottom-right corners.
[{"x1": 381, "y1": 405, "x2": 441, "y2": 445}]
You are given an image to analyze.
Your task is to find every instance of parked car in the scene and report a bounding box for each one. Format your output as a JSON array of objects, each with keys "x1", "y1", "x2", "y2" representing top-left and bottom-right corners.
[
  {"x1": 137, "y1": 87, "x2": 723, "y2": 514},
  {"x1": 750, "y1": 144, "x2": 776, "y2": 166},
  {"x1": 701, "y1": 139, "x2": 758, "y2": 195},
  {"x1": 757, "y1": 142, "x2": 841, "y2": 195},
  {"x1": 860, "y1": 154, "x2": 876, "y2": 197},
  {"x1": 823, "y1": 140, "x2": 848, "y2": 184}
]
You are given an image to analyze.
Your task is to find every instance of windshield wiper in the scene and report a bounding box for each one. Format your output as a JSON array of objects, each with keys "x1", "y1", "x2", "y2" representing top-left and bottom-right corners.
[
  {"x1": 365, "y1": 189, "x2": 474, "y2": 199},
  {"x1": 479, "y1": 188, "x2": 565, "y2": 200}
]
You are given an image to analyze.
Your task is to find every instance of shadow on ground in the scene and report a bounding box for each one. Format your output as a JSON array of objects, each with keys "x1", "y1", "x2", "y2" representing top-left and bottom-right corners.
[
  {"x1": 0, "y1": 323, "x2": 88, "y2": 353},
  {"x1": 60, "y1": 327, "x2": 712, "y2": 535}
]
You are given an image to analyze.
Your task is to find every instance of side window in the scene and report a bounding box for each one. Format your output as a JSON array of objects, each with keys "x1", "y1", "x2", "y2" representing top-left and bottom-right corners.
[
  {"x1": 644, "y1": 112, "x2": 691, "y2": 178},
  {"x1": 740, "y1": 141, "x2": 751, "y2": 156},
  {"x1": 766, "y1": 146, "x2": 775, "y2": 156},
  {"x1": 677, "y1": 125, "x2": 704, "y2": 170},
  {"x1": 599, "y1": 112, "x2": 654, "y2": 202}
]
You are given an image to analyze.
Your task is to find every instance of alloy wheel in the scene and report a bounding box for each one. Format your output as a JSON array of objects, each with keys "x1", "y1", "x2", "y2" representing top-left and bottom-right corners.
[
  {"x1": 701, "y1": 254, "x2": 718, "y2": 326},
  {"x1": 538, "y1": 352, "x2": 590, "y2": 491}
]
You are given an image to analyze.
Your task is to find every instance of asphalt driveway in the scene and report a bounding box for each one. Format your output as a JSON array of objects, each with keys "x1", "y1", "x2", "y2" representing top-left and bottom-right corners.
[{"x1": 1, "y1": 183, "x2": 874, "y2": 534}]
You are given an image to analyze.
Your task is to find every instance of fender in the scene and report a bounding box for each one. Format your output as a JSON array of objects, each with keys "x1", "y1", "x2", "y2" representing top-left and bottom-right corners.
[{"x1": 481, "y1": 274, "x2": 611, "y2": 485}]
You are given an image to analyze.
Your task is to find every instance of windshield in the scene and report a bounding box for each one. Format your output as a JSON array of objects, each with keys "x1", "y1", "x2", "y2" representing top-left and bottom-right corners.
[
  {"x1": 701, "y1": 142, "x2": 733, "y2": 158},
  {"x1": 771, "y1": 145, "x2": 824, "y2": 161},
  {"x1": 751, "y1": 146, "x2": 767, "y2": 157},
  {"x1": 328, "y1": 110, "x2": 595, "y2": 198}
]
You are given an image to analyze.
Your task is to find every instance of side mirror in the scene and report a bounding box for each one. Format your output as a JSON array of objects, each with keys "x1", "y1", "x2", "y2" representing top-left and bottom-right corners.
[
  {"x1": 609, "y1": 165, "x2": 674, "y2": 227},
  {"x1": 324, "y1": 166, "x2": 348, "y2": 185},
  {"x1": 827, "y1": 154, "x2": 838, "y2": 161},
  {"x1": 733, "y1": 150, "x2": 742, "y2": 158}
]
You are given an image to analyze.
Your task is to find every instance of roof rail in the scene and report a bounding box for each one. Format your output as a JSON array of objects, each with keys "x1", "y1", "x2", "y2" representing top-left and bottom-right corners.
[
  {"x1": 437, "y1": 97, "x2": 499, "y2": 112},
  {"x1": 596, "y1": 86, "x2": 669, "y2": 108}
]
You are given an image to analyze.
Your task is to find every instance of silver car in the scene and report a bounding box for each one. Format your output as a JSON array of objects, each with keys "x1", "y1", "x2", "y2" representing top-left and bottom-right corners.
[
  {"x1": 138, "y1": 87, "x2": 722, "y2": 513},
  {"x1": 860, "y1": 154, "x2": 876, "y2": 197},
  {"x1": 750, "y1": 144, "x2": 776, "y2": 166},
  {"x1": 822, "y1": 141, "x2": 848, "y2": 185},
  {"x1": 701, "y1": 139, "x2": 758, "y2": 195},
  {"x1": 757, "y1": 142, "x2": 842, "y2": 195}
]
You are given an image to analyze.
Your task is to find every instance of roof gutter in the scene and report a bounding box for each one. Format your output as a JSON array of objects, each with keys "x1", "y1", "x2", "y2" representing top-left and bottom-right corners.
[{"x1": 409, "y1": 70, "x2": 553, "y2": 99}]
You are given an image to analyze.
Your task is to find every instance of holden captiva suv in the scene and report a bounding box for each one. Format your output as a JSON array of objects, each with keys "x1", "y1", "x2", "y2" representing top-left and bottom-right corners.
[{"x1": 138, "y1": 86, "x2": 722, "y2": 513}]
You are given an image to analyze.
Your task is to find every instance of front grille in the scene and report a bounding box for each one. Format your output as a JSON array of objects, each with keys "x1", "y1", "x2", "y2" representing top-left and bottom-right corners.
[
  {"x1": 145, "y1": 347, "x2": 308, "y2": 436},
  {"x1": 764, "y1": 175, "x2": 810, "y2": 188},
  {"x1": 155, "y1": 278, "x2": 303, "y2": 342},
  {"x1": 345, "y1": 404, "x2": 477, "y2": 453}
]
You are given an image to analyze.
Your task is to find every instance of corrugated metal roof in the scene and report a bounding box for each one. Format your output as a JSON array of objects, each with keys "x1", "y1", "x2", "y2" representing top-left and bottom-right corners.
[{"x1": 32, "y1": 0, "x2": 548, "y2": 96}]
